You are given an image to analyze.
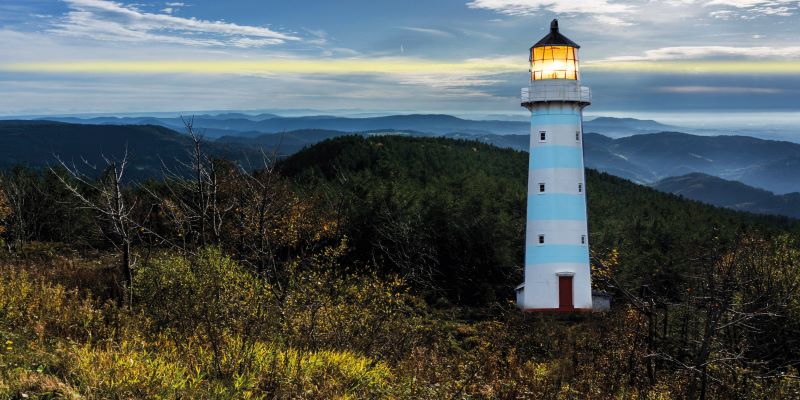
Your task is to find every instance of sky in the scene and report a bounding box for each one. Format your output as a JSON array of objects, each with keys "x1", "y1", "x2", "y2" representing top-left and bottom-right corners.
[{"x1": 0, "y1": 0, "x2": 799, "y2": 120}]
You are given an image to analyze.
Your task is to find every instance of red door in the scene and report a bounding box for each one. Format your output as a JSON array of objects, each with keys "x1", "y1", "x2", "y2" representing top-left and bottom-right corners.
[{"x1": 558, "y1": 276, "x2": 574, "y2": 309}]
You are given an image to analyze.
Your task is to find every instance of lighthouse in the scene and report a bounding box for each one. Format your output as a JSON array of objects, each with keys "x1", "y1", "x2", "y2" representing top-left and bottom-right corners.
[{"x1": 515, "y1": 19, "x2": 592, "y2": 312}]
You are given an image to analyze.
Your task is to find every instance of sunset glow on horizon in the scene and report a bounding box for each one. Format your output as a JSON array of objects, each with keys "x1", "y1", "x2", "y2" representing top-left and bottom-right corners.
[{"x1": 3, "y1": 59, "x2": 799, "y2": 76}]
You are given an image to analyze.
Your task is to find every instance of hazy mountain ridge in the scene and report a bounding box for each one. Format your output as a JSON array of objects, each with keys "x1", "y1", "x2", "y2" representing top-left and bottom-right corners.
[
  {"x1": 583, "y1": 117, "x2": 681, "y2": 137},
  {"x1": 32, "y1": 113, "x2": 682, "y2": 139},
  {"x1": 653, "y1": 173, "x2": 800, "y2": 219},
  {"x1": 43, "y1": 113, "x2": 529, "y2": 136},
  {"x1": 0, "y1": 120, "x2": 261, "y2": 180},
  {"x1": 594, "y1": 132, "x2": 800, "y2": 194}
]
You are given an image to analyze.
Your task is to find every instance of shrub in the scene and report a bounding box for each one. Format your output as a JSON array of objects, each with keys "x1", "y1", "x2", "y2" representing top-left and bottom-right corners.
[
  {"x1": 134, "y1": 248, "x2": 276, "y2": 376},
  {"x1": 0, "y1": 266, "x2": 127, "y2": 343}
]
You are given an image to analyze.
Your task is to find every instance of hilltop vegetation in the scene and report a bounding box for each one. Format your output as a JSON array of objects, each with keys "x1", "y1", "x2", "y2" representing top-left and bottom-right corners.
[
  {"x1": 281, "y1": 135, "x2": 797, "y2": 304},
  {"x1": 1, "y1": 135, "x2": 799, "y2": 399}
]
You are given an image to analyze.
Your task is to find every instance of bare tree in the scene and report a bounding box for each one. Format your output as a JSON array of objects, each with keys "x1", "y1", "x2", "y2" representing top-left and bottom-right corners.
[
  {"x1": 54, "y1": 150, "x2": 137, "y2": 307},
  {"x1": 150, "y1": 116, "x2": 232, "y2": 250}
]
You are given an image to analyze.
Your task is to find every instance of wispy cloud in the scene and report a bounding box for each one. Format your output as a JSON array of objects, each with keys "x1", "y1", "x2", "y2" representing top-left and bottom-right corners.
[
  {"x1": 706, "y1": 0, "x2": 797, "y2": 17},
  {"x1": 466, "y1": 0, "x2": 634, "y2": 16},
  {"x1": 467, "y1": 0, "x2": 797, "y2": 25},
  {"x1": 600, "y1": 46, "x2": 800, "y2": 61},
  {"x1": 400, "y1": 26, "x2": 455, "y2": 38},
  {"x1": 466, "y1": 0, "x2": 636, "y2": 25},
  {"x1": 50, "y1": 0, "x2": 299, "y2": 48},
  {"x1": 591, "y1": 15, "x2": 634, "y2": 26},
  {"x1": 656, "y1": 85, "x2": 783, "y2": 94},
  {"x1": 584, "y1": 60, "x2": 800, "y2": 74},
  {"x1": 706, "y1": 0, "x2": 792, "y2": 7}
]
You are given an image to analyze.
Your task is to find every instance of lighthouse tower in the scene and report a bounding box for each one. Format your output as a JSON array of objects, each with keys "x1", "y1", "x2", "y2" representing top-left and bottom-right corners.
[{"x1": 516, "y1": 19, "x2": 592, "y2": 312}]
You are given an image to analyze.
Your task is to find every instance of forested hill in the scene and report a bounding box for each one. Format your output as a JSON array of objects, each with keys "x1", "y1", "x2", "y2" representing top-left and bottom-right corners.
[
  {"x1": 280, "y1": 135, "x2": 799, "y2": 305},
  {"x1": 0, "y1": 120, "x2": 259, "y2": 180}
]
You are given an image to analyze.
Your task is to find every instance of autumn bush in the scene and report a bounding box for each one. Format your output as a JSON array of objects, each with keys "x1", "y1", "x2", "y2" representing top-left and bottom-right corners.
[
  {"x1": 3, "y1": 240, "x2": 800, "y2": 399},
  {"x1": 1, "y1": 246, "x2": 407, "y2": 399}
]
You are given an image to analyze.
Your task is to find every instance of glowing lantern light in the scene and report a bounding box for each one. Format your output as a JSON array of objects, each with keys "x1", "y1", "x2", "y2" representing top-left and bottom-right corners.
[{"x1": 530, "y1": 20, "x2": 580, "y2": 81}]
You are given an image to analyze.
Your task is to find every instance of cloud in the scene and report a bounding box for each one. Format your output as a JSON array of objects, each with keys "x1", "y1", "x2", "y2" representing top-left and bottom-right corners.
[
  {"x1": 0, "y1": 54, "x2": 525, "y2": 99},
  {"x1": 706, "y1": 0, "x2": 797, "y2": 17},
  {"x1": 584, "y1": 60, "x2": 800, "y2": 74},
  {"x1": 600, "y1": 46, "x2": 800, "y2": 61},
  {"x1": 400, "y1": 26, "x2": 455, "y2": 38},
  {"x1": 656, "y1": 85, "x2": 783, "y2": 94},
  {"x1": 591, "y1": 15, "x2": 635, "y2": 26},
  {"x1": 398, "y1": 74, "x2": 504, "y2": 89},
  {"x1": 466, "y1": 0, "x2": 797, "y2": 25},
  {"x1": 706, "y1": 0, "x2": 791, "y2": 7},
  {"x1": 465, "y1": 0, "x2": 638, "y2": 25},
  {"x1": 455, "y1": 28, "x2": 501, "y2": 41},
  {"x1": 708, "y1": 10, "x2": 736, "y2": 19},
  {"x1": 50, "y1": 0, "x2": 299, "y2": 48},
  {"x1": 585, "y1": 44, "x2": 800, "y2": 74},
  {"x1": 466, "y1": 0, "x2": 634, "y2": 16}
]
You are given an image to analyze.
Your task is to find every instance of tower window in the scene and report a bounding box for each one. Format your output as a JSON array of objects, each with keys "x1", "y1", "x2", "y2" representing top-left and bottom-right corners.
[
  {"x1": 539, "y1": 183, "x2": 545, "y2": 193},
  {"x1": 576, "y1": 131, "x2": 580, "y2": 141},
  {"x1": 539, "y1": 131, "x2": 547, "y2": 141},
  {"x1": 538, "y1": 234, "x2": 545, "y2": 244},
  {"x1": 578, "y1": 183, "x2": 582, "y2": 193},
  {"x1": 581, "y1": 235, "x2": 586, "y2": 245}
]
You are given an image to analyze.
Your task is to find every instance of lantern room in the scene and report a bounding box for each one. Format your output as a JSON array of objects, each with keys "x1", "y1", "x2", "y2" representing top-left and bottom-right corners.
[{"x1": 530, "y1": 19, "x2": 580, "y2": 81}]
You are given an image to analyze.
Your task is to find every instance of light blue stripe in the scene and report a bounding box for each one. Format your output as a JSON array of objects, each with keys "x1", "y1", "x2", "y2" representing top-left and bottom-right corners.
[
  {"x1": 532, "y1": 108, "x2": 580, "y2": 116},
  {"x1": 525, "y1": 244, "x2": 590, "y2": 265},
  {"x1": 527, "y1": 194, "x2": 587, "y2": 221},
  {"x1": 528, "y1": 146, "x2": 584, "y2": 169},
  {"x1": 531, "y1": 114, "x2": 580, "y2": 125}
]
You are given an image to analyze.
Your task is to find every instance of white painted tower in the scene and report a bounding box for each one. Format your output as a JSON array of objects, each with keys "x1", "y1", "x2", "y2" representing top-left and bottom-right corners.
[{"x1": 516, "y1": 20, "x2": 593, "y2": 312}]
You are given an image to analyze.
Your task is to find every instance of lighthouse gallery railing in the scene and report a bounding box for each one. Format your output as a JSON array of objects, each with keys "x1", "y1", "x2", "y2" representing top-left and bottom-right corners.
[{"x1": 521, "y1": 81, "x2": 592, "y2": 104}]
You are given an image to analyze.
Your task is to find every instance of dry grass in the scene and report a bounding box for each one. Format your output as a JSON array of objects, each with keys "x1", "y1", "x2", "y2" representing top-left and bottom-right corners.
[{"x1": 2, "y1": 247, "x2": 799, "y2": 399}]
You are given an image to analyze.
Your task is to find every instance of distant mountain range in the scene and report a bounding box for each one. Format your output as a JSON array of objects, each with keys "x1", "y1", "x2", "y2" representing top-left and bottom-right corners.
[
  {"x1": 584, "y1": 132, "x2": 800, "y2": 194},
  {"x1": 33, "y1": 113, "x2": 680, "y2": 139},
  {"x1": 0, "y1": 120, "x2": 260, "y2": 180},
  {"x1": 653, "y1": 173, "x2": 800, "y2": 219},
  {"x1": 583, "y1": 117, "x2": 682, "y2": 137},
  {"x1": 0, "y1": 116, "x2": 797, "y2": 218}
]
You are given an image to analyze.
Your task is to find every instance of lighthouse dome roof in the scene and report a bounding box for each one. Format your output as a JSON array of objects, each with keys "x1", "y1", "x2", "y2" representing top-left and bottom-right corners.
[{"x1": 532, "y1": 19, "x2": 579, "y2": 49}]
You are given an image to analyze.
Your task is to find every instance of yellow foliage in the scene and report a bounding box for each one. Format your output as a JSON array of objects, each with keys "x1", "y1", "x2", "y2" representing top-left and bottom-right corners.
[
  {"x1": 3, "y1": 237, "x2": 799, "y2": 399},
  {"x1": 591, "y1": 247, "x2": 618, "y2": 290},
  {"x1": 0, "y1": 187, "x2": 10, "y2": 236},
  {"x1": 1, "y1": 251, "x2": 397, "y2": 399}
]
